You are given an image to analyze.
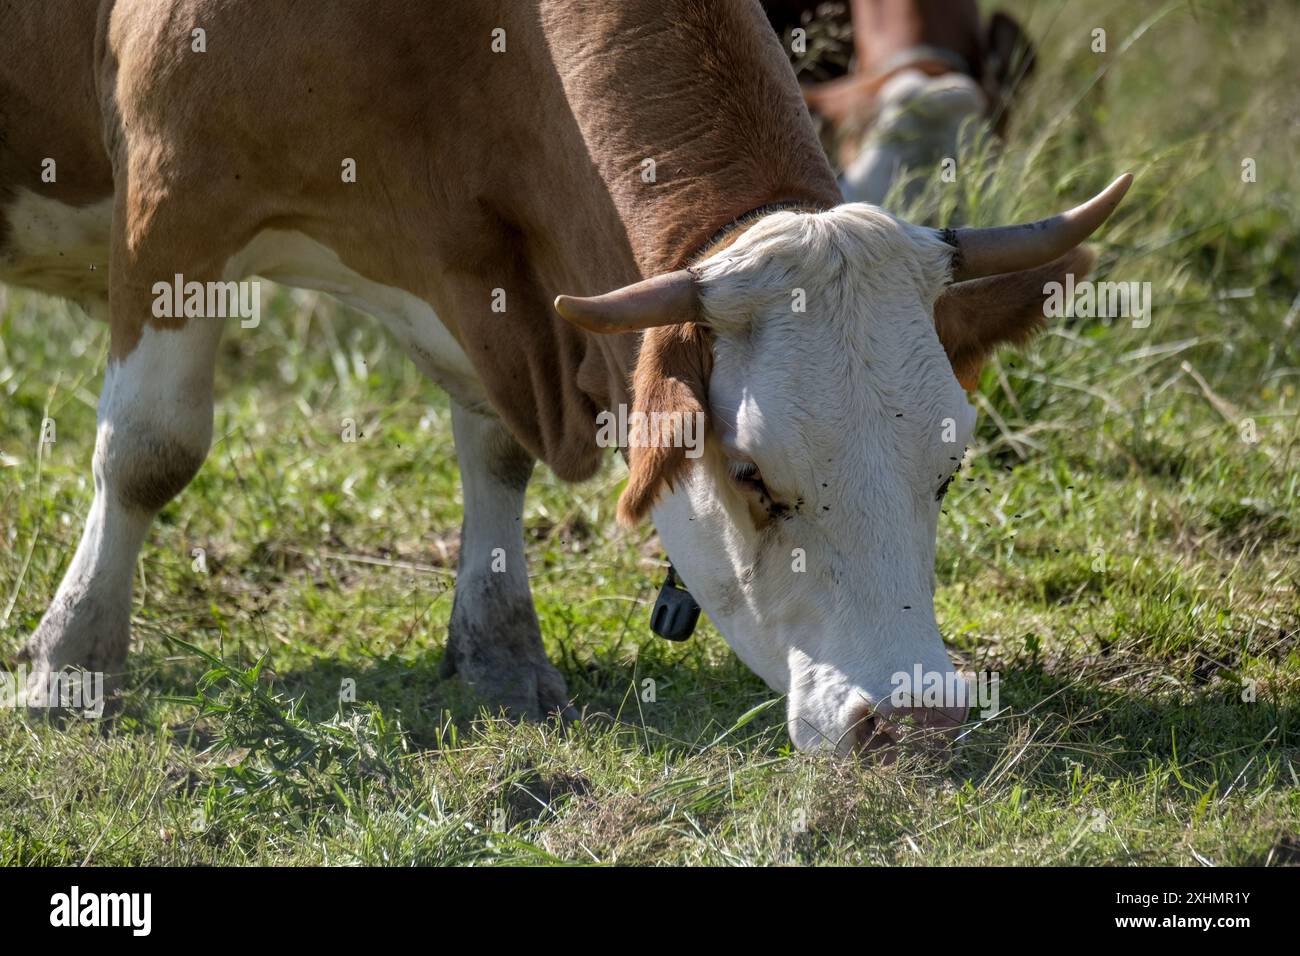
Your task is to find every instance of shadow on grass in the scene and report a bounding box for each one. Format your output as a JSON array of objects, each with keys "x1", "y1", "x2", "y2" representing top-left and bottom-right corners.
[
  {"x1": 117, "y1": 626, "x2": 1295, "y2": 807},
  {"x1": 953, "y1": 662, "x2": 1297, "y2": 800},
  {"x1": 118, "y1": 621, "x2": 781, "y2": 755}
]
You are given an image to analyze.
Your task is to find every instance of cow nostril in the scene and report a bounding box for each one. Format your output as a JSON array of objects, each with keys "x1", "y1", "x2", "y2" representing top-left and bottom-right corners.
[
  {"x1": 847, "y1": 706, "x2": 895, "y2": 756},
  {"x1": 846, "y1": 702, "x2": 906, "y2": 760},
  {"x1": 848, "y1": 700, "x2": 967, "y2": 758}
]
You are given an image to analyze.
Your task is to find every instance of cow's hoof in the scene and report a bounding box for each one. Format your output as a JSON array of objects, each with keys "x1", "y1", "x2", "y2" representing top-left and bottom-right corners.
[
  {"x1": 441, "y1": 648, "x2": 577, "y2": 723},
  {"x1": 475, "y1": 660, "x2": 577, "y2": 724},
  {"x1": 15, "y1": 611, "x2": 122, "y2": 721},
  {"x1": 15, "y1": 659, "x2": 113, "y2": 721}
]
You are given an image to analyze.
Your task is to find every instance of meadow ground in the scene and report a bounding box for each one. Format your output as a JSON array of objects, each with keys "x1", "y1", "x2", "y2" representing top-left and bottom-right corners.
[{"x1": 2, "y1": 0, "x2": 1298, "y2": 865}]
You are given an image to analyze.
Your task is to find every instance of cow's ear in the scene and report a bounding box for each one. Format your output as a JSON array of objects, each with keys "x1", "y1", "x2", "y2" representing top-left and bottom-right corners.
[
  {"x1": 617, "y1": 323, "x2": 713, "y2": 526},
  {"x1": 934, "y1": 245, "x2": 1096, "y2": 390},
  {"x1": 982, "y1": 11, "x2": 1035, "y2": 132}
]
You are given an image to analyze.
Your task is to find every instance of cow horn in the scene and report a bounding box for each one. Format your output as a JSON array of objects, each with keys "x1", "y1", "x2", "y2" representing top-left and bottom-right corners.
[
  {"x1": 946, "y1": 174, "x2": 1132, "y2": 282},
  {"x1": 554, "y1": 269, "x2": 700, "y2": 333}
]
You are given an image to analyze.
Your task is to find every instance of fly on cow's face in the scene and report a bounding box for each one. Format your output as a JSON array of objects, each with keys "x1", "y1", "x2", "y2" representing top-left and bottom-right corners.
[{"x1": 936, "y1": 447, "x2": 967, "y2": 501}]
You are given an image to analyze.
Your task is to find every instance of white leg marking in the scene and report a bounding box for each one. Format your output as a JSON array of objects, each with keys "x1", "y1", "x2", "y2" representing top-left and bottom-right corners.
[
  {"x1": 23, "y1": 320, "x2": 224, "y2": 706},
  {"x1": 442, "y1": 404, "x2": 574, "y2": 720}
]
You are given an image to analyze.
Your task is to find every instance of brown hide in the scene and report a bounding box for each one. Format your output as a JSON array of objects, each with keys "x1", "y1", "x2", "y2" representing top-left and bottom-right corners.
[{"x1": 0, "y1": 0, "x2": 840, "y2": 483}]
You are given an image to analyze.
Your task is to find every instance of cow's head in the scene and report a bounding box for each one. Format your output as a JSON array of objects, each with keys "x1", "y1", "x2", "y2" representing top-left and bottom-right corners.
[
  {"x1": 557, "y1": 175, "x2": 1130, "y2": 755},
  {"x1": 840, "y1": 67, "x2": 991, "y2": 206},
  {"x1": 812, "y1": 11, "x2": 1038, "y2": 206}
]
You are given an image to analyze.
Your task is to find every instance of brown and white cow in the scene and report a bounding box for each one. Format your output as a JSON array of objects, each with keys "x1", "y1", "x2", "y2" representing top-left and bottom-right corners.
[
  {"x1": 1, "y1": 0, "x2": 1127, "y2": 753},
  {"x1": 765, "y1": 0, "x2": 1036, "y2": 204}
]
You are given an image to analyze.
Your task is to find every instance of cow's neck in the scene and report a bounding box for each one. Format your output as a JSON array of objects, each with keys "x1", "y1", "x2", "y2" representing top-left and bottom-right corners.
[
  {"x1": 512, "y1": 2, "x2": 840, "y2": 450},
  {"x1": 533, "y1": 2, "x2": 841, "y2": 282},
  {"x1": 470, "y1": 1, "x2": 841, "y2": 479}
]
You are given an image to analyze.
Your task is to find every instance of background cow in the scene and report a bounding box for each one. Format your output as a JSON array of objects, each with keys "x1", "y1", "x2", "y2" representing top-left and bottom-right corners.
[{"x1": 764, "y1": 0, "x2": 1036, "y2": 204}]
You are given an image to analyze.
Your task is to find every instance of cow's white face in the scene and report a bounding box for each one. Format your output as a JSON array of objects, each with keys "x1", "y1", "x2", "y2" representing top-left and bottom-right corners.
[
  {"x1": 842, "y1": 70, "x2": 988, "y2": 207},
  {"x1": 648, "y1": 207, "x2": 973, "y2": 753},
  {"x1": 555, "y1": 174, "x2": 1132, "y2": 755}
]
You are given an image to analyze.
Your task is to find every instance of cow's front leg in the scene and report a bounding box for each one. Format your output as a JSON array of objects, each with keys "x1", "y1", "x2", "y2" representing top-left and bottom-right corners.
[
  {"x1": 20, "y1": 314, "x2": 224, "y2": 710},
  {"x1": 440, "y1": 404, "x2": 575, "y2": 720}
]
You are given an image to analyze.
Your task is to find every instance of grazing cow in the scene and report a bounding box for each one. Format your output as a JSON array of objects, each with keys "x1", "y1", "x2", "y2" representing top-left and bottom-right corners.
[
  {"x1": 1, "y1": 0, "x2": 1127, "y2": 753},
  {"x1": 765, "y1": 0, "x2": 1036, "y2": 204}
]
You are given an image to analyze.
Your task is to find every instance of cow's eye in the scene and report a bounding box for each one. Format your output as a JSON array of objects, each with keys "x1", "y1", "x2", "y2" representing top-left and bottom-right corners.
[
  {"x1": 728, "y1": 460, "x2": 790, "y2": 519},
  {"x1": 729, "y1": 461, "x2": 767, "y2": 496}
]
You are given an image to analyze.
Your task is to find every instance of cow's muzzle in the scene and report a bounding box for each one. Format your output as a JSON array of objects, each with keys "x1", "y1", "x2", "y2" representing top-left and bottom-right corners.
[{"x1": 847, "y1": 697, "x2": 967, "y2": 761}]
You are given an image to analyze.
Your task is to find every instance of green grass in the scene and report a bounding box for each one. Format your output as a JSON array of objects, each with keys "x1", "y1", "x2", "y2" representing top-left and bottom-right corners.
[{"x1": 2, "y1": 0, "x2": 1298, "y2": 865}]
